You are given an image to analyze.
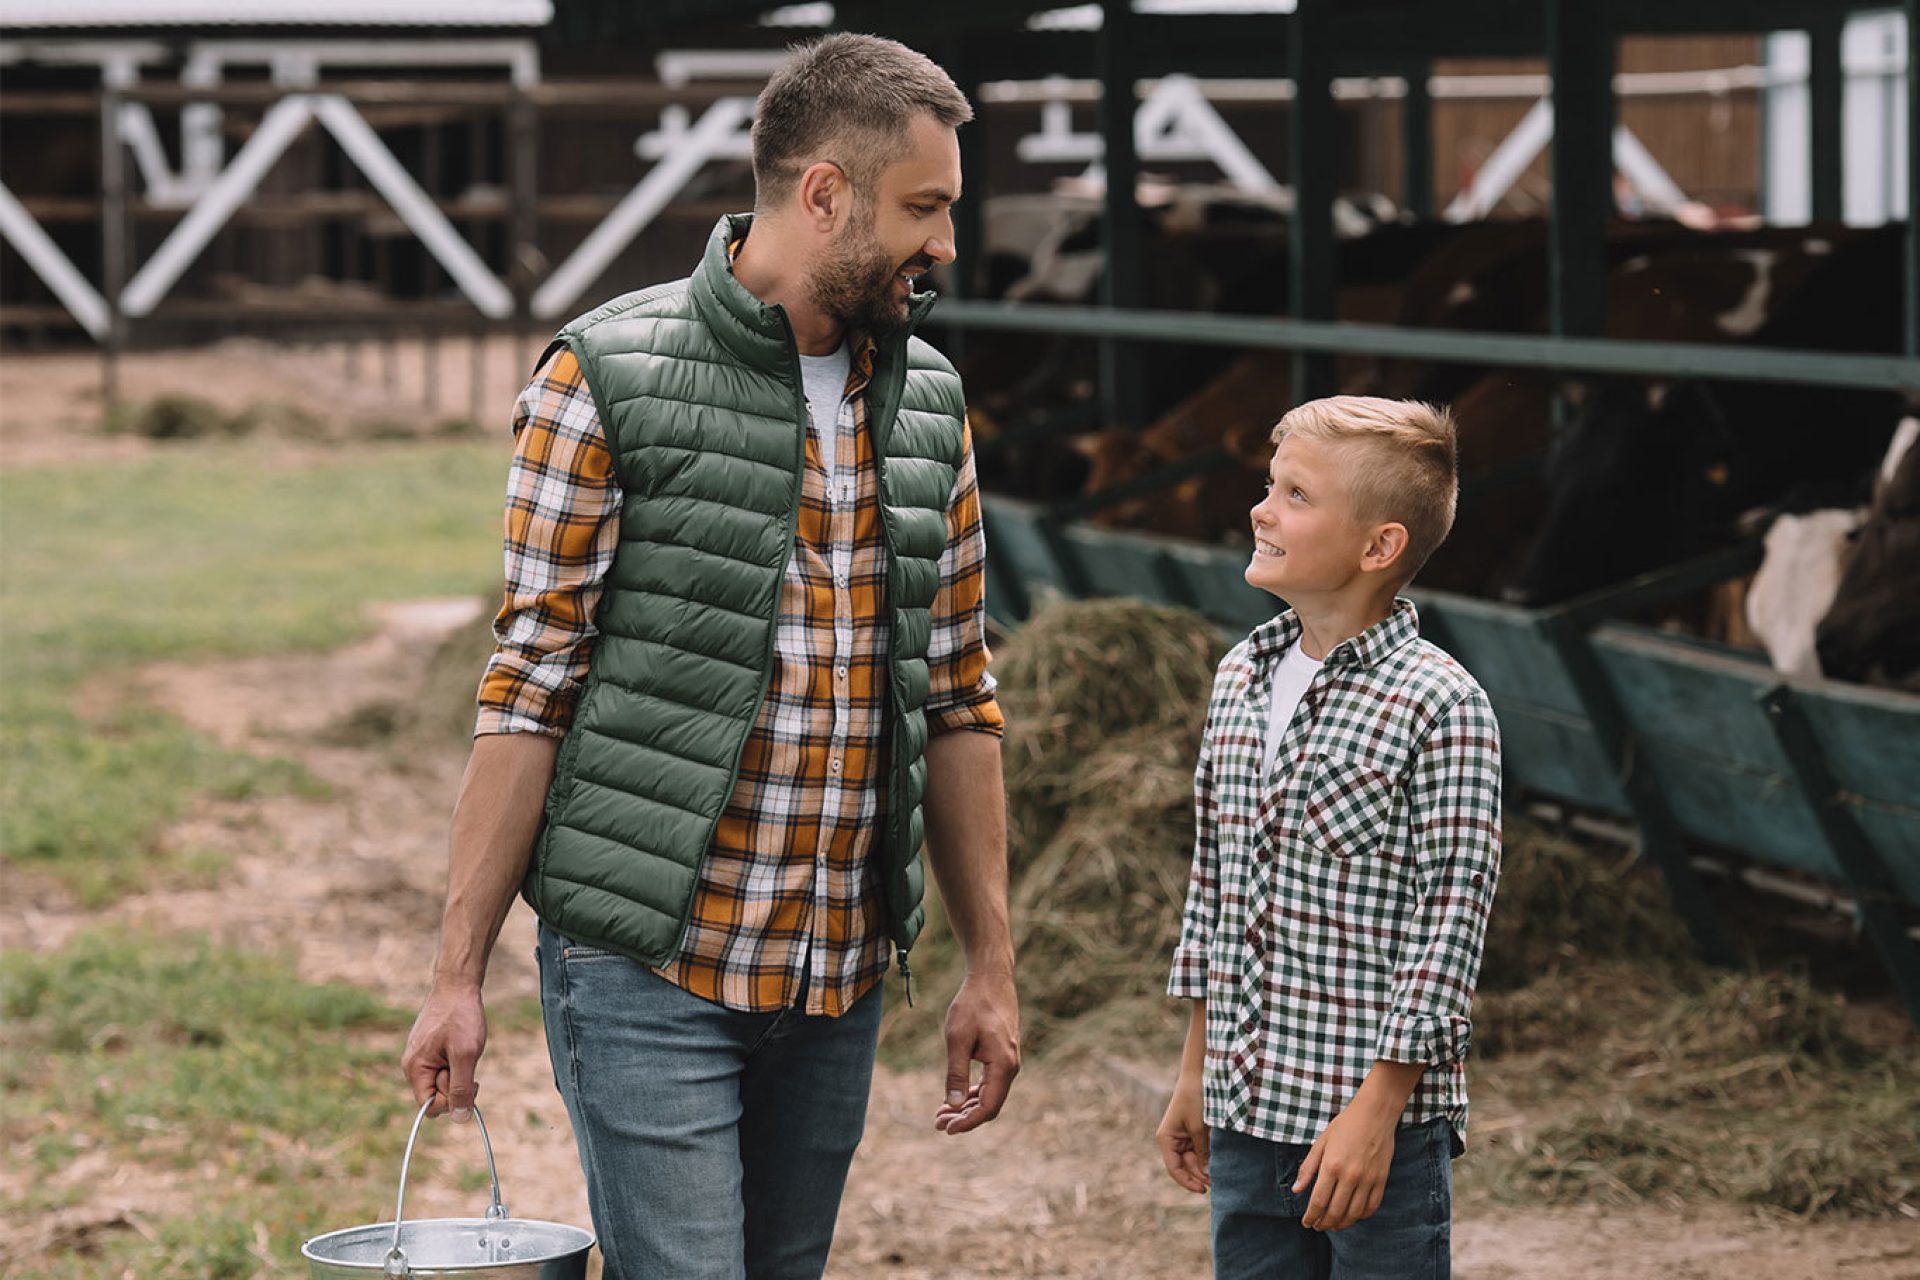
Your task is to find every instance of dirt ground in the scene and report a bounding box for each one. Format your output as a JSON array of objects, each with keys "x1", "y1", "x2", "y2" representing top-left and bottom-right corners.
[{"x1": 5, "y1": 341, "x2": 1919, "y2": 1277}]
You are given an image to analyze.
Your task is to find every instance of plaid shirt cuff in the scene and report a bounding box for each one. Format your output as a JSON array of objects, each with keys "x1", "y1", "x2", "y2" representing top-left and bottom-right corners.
[
  {"x1": 926, "y1": 689, "x2": 1005, "y2": 737},
  {"x1": 474, "y1": 708, "x2": 569, "y2": 739},
  {"x1": 1168, "y1": 946, "x2": 1209, "y2": 999},
  {"x1": 1375, "y1": 1010, "x2": 1472, "y2": 1066}
]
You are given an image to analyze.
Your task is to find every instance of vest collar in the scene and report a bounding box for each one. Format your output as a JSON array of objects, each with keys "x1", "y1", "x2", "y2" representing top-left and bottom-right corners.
[{"x1": 691, "y1": 212, "x2": 939, "y2": 377}]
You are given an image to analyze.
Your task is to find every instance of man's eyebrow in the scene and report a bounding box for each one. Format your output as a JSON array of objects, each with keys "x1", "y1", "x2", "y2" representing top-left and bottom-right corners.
[{"x1": 905, "y1": 186, "x2": 958, "y2": 204}]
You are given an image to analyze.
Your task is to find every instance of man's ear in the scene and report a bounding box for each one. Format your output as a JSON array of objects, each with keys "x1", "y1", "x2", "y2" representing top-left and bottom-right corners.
[
  {"x1": 797, "y1": 160, "x2": 849, "y2": 233},
  {"x1": 1362, "y1": 522, "x2": 1410, "y2": 574}
]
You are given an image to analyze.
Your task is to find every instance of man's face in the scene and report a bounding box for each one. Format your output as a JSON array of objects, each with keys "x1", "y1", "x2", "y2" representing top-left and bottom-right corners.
[{"x1": 807, "y1": 113, "x2": 962, "y2": 336}]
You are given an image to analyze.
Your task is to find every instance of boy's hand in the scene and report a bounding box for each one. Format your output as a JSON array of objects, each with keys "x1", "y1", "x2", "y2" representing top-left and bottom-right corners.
[
  {"x1": 1155, "y1": 1077, "x2": 1211, "y2": 1194},
  {"x1": 1294, "y1": 1059, "x2": 1424, "y2": 1230},
  {"x1": 1292, "y1": 1105, "x2": 1394, "y2": 1230}
]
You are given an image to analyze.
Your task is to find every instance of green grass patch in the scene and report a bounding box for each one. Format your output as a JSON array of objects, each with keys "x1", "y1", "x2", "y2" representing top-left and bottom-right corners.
[
  {"x1": 0, "y1": 439, "x2": 503, "y2": 900},
  {"x1": 0, "y1": 929, "x2": 420, "y2": 1276}
]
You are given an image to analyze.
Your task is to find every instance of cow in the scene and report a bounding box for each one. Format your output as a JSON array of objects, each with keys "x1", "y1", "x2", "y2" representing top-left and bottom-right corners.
[
  {"x1": 1503, "y1": 225, "x2": 1907, "y2": 607},
  {"x1": 1814, "y1": 417, "x2": 1920, "y2": 691}
]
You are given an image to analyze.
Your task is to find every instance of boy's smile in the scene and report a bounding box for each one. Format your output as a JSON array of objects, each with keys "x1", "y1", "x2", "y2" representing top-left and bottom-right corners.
[{"x1": 1244, "y1": 435, "x2": 1375, "y2": 600}]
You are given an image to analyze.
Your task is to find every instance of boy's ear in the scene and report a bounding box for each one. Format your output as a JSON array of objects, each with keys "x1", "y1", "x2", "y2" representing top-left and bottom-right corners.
[{"x1": 1361, "y1": 522, "x2": 1410, "y2": 574}]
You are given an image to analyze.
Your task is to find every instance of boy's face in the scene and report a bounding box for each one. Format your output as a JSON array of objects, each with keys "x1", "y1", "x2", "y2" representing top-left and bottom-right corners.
[{"x1": 1245, "y1": 435, "x2": 1381, "y2": 600}]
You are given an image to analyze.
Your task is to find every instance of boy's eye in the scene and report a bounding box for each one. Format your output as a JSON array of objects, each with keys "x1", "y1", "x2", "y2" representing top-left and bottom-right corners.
[{"x1": 1290, "y1": 487, "x2": 1307, "y2": 502}]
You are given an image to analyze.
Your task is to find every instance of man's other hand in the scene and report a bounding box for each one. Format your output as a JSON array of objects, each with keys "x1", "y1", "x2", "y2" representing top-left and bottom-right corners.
[
  {"x1": 402, "y1": 982, "x2": 488, "y2": 1122},
  {"x1": 934, "y1": 969, "x2": 1019, "y2": 1135}
]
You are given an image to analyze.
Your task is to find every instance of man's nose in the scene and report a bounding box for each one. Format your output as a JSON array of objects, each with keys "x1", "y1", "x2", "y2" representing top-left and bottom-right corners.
[{"x1": 925, "y1": 214, "x2": 956, "y2": 266}]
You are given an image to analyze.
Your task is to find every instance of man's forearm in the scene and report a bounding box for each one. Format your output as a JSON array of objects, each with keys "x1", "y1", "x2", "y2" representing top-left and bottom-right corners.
[
  {"x1": 920, "y1": 728, "x2": 1013, "y2": 974},
  {"x1": 433, "y1": 732, "x2": 560, "y2": 989}
]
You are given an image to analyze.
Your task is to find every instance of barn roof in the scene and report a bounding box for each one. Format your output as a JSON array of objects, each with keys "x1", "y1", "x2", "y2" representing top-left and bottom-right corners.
[{"x1": 0, "y1": 0, "x2": 552, "y2": 27}]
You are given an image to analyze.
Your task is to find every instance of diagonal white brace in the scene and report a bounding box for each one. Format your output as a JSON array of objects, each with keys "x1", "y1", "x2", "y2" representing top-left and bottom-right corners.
[
  {"x1": 0, "y1": 180, "x2": 111, "y2": 338},
  {"x1": 532, "y1": 96, "x2": 754, "y2": 320},
  {"x1": 1444, "y1": 96, "x2": 1554, "y2": 222},
  {"x1": 311, "y1": 94, "x2": 513, "y2": 319},
  {"x1": 121, "y1": 94, "x2": 316, "y2": 317}
]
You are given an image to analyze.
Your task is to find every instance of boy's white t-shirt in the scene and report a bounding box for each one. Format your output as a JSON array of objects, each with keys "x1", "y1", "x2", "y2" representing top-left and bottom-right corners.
[
  {"x1": 798, "y1": 343, "x2": 852, "y2": 479},
  {"x1": 1262, "y1": 640, "x2": 1325, "y2": 774}
]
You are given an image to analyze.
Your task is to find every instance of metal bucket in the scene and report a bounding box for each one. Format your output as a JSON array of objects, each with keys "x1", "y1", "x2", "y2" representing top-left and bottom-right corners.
[{"x1": 303, "y1": 1100, "x2": 594, "y2": 1279}]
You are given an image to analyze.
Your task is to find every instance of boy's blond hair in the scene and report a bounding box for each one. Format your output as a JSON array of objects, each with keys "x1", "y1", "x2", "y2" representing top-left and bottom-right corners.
[{"x1": 1271, "y1": 395, "x2": 1458, "y2": 580}]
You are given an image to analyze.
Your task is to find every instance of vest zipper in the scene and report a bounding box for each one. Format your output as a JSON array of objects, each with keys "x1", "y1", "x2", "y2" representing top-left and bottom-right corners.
[{"x1": 898, "y1": 949, "x2": 915, "y2": 1008}]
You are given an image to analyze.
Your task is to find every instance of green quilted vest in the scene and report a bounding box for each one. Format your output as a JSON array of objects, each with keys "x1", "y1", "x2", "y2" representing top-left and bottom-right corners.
[{"x1": 521, "y1": 213, "x2": 968, "y2": 973}]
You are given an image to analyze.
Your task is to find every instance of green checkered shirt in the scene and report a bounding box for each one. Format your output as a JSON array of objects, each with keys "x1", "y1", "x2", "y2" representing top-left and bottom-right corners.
[{"x1": 1169, "y1": 599, "x2": 1502, "y2": 1150}]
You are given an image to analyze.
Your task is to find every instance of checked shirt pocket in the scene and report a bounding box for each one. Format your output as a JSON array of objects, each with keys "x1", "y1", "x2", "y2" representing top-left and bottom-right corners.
[{"x1": 1298, "y1": 754, "x2": 1399, "y2": 859}]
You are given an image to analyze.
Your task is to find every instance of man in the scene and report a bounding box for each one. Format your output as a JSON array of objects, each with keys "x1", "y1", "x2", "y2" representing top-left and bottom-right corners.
[{"x1": 401, "y1": 34, "x2": 1020, "y2": 1280}]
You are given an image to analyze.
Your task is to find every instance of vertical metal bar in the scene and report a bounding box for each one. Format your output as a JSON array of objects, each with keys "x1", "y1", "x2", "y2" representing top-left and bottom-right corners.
[
  {"x1": 1401, "y1": 62, "x2": 1434, "y2": 221},
  {"x1": 1537, "y1": 611, "x2": 1737, "y2": 965},
  {"x1": 1289, "y1": 0, "x2": 1337, "y2": 400},
  {"x1": 1547, "y1": 0, "x2": 1610, "y2": 341},
  {"x1": 1808, "y1": 18, "x2": 1845, "y2": 224},
  {"x1": 470, "y1": 327, "x2": 487, "y2": 429},
  {"x1": 424, "y1": 330, "x2": 440, "y2": 415},
  {"x1": 1757, "y1": 685, "x2": 1920, "y2": 1028},
  {"x1": 1906, "y1": 0, "x2": 1918, "y2": 357},
  {"x1": 509, "y1": 80, "x2": 538, "y2": 352},
  {"x1": 99, "y1": 82, "x2": 127, "y2": 409},
  {"x1": 1097, "y1": 0, "x2": 1146, "y2": 431}
]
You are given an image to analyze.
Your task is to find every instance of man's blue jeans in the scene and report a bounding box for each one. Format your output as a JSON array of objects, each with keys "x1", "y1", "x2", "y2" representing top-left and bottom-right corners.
[
  {"x1": 1209, "y1": 1118, "x2": 1453, "y2": 1280},
  {"x1": 536, "y1": 923, "x2": 885, "y2": 1280}
]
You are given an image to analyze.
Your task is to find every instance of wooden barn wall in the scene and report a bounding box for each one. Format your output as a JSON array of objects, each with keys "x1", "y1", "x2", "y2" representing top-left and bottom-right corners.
[{"x1": 1404, "y1": 35, "x2": 1766, "y2": 216}]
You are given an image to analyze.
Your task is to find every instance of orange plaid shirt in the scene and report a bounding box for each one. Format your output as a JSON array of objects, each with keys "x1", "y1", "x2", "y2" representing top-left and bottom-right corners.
[{"x1": 479, "y1": 339, "x2": 1002, "y2": 1016}]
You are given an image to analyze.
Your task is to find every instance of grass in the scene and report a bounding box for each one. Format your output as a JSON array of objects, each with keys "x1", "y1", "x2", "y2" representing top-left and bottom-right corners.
[
  {"x1": 0, "y1": 929, "x2": 418, "y2": 1277},
  {"x1": 0, "y1": 438, "x2": 503, "y2": 901}
]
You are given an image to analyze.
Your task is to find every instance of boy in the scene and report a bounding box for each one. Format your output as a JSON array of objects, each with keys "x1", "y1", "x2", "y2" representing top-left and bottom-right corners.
[{"x1": 1155, "y1": 396, "x2": 1501, "y2": 1280}]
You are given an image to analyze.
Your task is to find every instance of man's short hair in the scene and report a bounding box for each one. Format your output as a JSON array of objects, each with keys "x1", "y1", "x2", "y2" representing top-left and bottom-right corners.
[
  {"x1": 1271, "y1": 396, "x2": 1460, "y2": 579},
  {"x1": 751, "y1": 34, "x2": 972, "y2": 210}
]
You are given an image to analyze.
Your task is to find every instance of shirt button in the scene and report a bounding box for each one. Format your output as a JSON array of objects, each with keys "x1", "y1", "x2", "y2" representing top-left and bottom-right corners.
[
  {"x1": 836, "y1": 666, "x2": 849, "y2": 681},
  {"x1": 835, "y1": 572, "x2": 849, "y2": 588},
  {"x1": 830, "y1": 757, "x2": 842, "y2": 773}
]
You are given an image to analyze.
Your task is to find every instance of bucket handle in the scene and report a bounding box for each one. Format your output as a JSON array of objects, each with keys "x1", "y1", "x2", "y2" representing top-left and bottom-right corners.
[{"x1": 383, "y1": 1098, "x2": 509, "y2": 1278}]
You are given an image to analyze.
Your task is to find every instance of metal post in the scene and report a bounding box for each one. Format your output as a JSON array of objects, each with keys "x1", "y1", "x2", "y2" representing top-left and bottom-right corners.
[
  {"x1": 424, "y1": 330, "x2": 440, "y2": 415},
  {"x1": 1401, "y1": 61, "x2": 1434, "y2": 221},
  {"x1": 1289, "y1": 0, "x2": 1337, "y2": 400},
  {"x1": 1808, "y1": 18, "x2": 1844, "y2": 224},
  {"x1": 99, "y1": 82, "x2": 127, "y2": 409},
  {"x1": 1758, "y1": 686, "x2": 1920, "y2": 1026},
  {"x1": 1097, "y1": 0, "x2": 1146, "y2": 431},
  {"x1": 1547, "y1": 0, "x2": 1610, "y2": 342},
  {"x1": 1906, "y1": 0, "x2": 1918, "y2": 357},
  {"x1": 508, "y1": 81, "x2": 538, "y2": 356},
  {"x1": 469, "y1": 327, "x2": 487, "y2": 429},
  {"x1": 1537, "y1": 611, "x2": 1737, "y2": 965}
]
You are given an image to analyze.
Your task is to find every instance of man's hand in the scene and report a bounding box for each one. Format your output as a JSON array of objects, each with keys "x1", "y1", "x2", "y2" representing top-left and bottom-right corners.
[
  {"x1": 1293, "y1": 1060, "x2": 1424, "y2": 1230},
  {"x1": 1155, "y1": 1076, "x2": 1210, "y2": 1193},
  {"x1": 402, "y1": 982, "x2": 488, "y2": 1122},
  {"x1": 934, "y1": 969, "x2": 1020, "y2": 1135}
]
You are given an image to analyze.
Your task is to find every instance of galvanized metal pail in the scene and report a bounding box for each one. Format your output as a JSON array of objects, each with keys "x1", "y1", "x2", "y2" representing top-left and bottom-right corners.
[{"x1": 303, "y1": 1100, "x2": 594, "y2": 1279}]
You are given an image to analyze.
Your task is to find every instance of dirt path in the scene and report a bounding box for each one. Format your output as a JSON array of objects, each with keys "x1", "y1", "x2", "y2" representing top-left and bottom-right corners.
[{"x1": 7, "y1": 600, "x2": 1919, "y2": 1278}]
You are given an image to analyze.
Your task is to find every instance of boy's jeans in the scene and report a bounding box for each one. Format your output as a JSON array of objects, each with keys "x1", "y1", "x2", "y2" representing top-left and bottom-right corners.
[
  {"x1": 1209, "y1": 1118, "x2": 1453, "y2": 1280},
  {"x1": 536, "y1": 923, "x2": 884, "y2": 1280}
]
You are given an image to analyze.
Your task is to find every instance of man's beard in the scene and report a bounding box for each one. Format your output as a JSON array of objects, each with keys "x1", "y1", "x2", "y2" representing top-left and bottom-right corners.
[{"x1": 807, "y1": 211, "x2": 931, "y2": 338}]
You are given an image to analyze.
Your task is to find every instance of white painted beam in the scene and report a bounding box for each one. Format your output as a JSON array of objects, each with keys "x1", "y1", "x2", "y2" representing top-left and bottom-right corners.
[
  {"x1": 0, "y1": 180, "x2": 110, "y2": 337},
  {"x1": 310, "y1": 95, "x2": 513, "y2": 319}
]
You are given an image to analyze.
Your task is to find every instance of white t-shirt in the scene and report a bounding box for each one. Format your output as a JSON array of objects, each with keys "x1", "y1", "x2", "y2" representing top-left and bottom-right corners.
[
  {"x1": 1262, "y1": 641, "x2": 1325, "y2": 775},
  {"x1": 798, "y1": 343, "x2": 852, "y2": 478}
]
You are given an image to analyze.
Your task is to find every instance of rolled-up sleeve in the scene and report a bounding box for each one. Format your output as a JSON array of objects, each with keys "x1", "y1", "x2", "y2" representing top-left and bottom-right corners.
[
  {"x1": 473, "y1": 348, "x2": 620, "y2": 738},
  {"x1": 922, "y1": 417, "x2": 1005, "y2": 738},
  {"x1": 1168, "y1": 698, "x2": 1224, "y2": 1000},
  {"x1": 1375, "y1": 690, "x2": 1503, "y2": 1065}
]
